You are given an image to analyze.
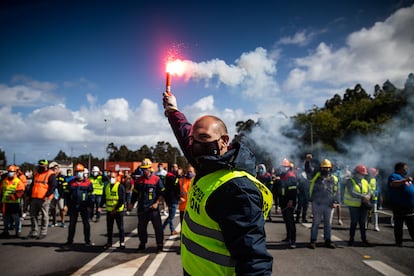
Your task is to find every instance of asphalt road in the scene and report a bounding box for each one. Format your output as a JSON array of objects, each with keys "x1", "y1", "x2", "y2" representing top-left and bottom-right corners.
[{"x1": 0, "y1": 206, "x2": 413, "y2": 276}]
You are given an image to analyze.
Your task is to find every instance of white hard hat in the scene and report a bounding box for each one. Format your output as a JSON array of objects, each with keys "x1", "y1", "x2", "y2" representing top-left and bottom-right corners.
[{"x1": 92, "y1": 166, "x2": 100, "y2": 172}]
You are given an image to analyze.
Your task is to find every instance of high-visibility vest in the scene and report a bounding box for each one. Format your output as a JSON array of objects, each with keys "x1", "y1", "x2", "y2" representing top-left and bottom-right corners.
[
  {"x1": 309, "y1": 172, "x2": 338, "y2": 197},
  {"x1": 105, "y1": 182, "x2": 124, "y2": 212},
  {"x1": 181, "y1": 169, "x2": 272, "y2": 275},
  {"x1": 344, "y1": 178, "x2": 370, "y2": 207},
  {"x1": 369, "y1": 177, "x2": 378, "y2": 201},
  {"x1": 90, "y1": 176, "x2": 104, "y2": 195},
  {"x1": 32, "y1": 170, "x2": 55, "y2": 199},
  {"x1": 179, "y1": 177, "x2": 193, "y2": 212},
  {"x1": 1, "y1": 177, "x2": 23, "y2": 204}
]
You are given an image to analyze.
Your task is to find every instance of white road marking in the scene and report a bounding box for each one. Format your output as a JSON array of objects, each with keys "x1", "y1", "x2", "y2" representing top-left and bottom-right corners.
[
  {"x1": 91, "y1": 255, "x2": 149, "y2": 276},
  {"x1": 363, "y1": 260, "x2": 406, "y2": 276}
]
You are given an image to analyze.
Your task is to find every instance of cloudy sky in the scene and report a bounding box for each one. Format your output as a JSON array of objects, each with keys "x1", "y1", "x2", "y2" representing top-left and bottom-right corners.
[{"x1": 1, "y1": 0, "x2": 413, "y2": 165}]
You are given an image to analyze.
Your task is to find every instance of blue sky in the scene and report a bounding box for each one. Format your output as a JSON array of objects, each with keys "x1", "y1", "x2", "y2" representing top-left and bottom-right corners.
[{"x1": 1, "y1": 0, "x2": 413, "y2": 165}]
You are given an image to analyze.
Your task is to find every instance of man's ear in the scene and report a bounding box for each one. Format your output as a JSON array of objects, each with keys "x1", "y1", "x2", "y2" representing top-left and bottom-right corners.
[{"x1": 221, "y1": 134, "x2": 230, "y2": 146}]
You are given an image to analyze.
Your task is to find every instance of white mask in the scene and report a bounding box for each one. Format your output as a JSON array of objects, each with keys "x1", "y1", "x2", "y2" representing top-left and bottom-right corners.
[{"x1": 110, "y1": 177, "x2": 116, "y2": 184}]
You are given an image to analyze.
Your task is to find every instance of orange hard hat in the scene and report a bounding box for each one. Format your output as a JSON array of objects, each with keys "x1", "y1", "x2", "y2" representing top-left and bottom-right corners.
[
  {"x1": 74, "y1": 163, "x2": 85, "y2": 172},
  {"x1": 281, "y1": 158, "x2": 290, "y2": 167},
  {"x1": 7, "y1": 165, "x2": 17, "y2": 172},
  {"x1": 354, "y1": 165, "x2": 368, "y2": 175}
]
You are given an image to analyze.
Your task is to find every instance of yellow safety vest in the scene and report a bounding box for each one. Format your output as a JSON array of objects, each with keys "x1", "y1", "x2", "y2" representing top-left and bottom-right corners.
[
  {"x1": 2, "y1": 178, "x2": 22, "y2": 204},
  {"x1": 181, "y1": 169, "x2": 272, "y2": 275},
  {"x1": 105, "y1": 182, "x2": 124, "y2": 212},
  {"x1": 344, "y1": 178, "x2": 370, "y2": 207},
  {"x1": 309, "y1": 172, "x2": 338, "y2": 197},
  {"x1": 91, "y1": 176, "x2": 104, "y2": 195},
  {"x1": 369, "y1": 177, "x2": 378, "y2": 201}
]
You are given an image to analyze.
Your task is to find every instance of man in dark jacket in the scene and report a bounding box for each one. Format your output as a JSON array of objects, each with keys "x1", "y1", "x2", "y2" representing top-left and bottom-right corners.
[
  {"x1": 62, "y1": 163, "x2": 94, "y2": 250},
  {"x1": 162, "y1": 163, "x2": 180, "y2": 235},
  {"x1": 163, "y1": 91, "x2": 273, "y2": 275}
]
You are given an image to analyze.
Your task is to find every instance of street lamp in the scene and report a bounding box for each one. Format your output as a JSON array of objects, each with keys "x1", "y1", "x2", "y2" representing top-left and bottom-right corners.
[{"x1": 104, "y1": 118, "x2": 108, "y2": 170}]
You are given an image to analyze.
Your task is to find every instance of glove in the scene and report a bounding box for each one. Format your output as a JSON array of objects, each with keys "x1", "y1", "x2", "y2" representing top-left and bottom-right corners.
[{"x1": 163, "y1": 91, "x2": 178, "y2": 114}]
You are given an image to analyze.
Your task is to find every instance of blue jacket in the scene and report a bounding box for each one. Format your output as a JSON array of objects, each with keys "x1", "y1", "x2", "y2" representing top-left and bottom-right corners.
[{"x1": 167, "y1": 110, "x2": 273, "y2": 275}]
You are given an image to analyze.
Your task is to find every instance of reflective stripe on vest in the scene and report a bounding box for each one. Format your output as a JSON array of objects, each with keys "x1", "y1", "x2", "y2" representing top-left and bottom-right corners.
[
  {"x1": 309, "y1": 172, "x2": 338, "y2": 197},
  {"x1": 181, "y1": 169, "x2": 272, "y2": 275},
  {"x1": 32, "y1": 170, "x2": 54, "y2": 199},
  {"x1": 344, "y1": 178, "x2": 369, "y2": 207},
  {"x1": 105, "y1": 182, "x2": 124, "y2": 212},
  {"x1": 2, "y1": 178, "x2": 22, "y2": 203},
  {"x1": 91, "y1": 176, "x2": 104, "y2": 195}
]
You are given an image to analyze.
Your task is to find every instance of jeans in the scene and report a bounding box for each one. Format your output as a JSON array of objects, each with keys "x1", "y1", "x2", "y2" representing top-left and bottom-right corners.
[
  {"x1": 348, "y1": 206, "x2": 367, "y2": 241},
  {"x1": 90, "y1": 195, "x2": 102, "y2": 219},
  {"x1": 3, "y1": 212, "x2": 21, "y2": 235},
  {"x1": 162, "y1": 202, "x2": 178, "y2": 233},
  {"x1": 310, "y1": 202, "x2": 333, "y2": 241}
]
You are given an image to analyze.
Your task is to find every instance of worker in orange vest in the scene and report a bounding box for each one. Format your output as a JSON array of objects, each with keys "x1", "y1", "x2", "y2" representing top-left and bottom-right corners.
[
  {"x1": 26, "y1": 159, "x2": 57, "y2": 240},
  {"x1": 0, "y1": 165, "x2": 25, "y2": 238}
]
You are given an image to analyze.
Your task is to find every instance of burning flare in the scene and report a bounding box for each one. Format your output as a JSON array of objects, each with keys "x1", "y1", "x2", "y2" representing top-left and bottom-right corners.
[{"x1": 165, "y1": 59, "x2": 185, "y2": 95}]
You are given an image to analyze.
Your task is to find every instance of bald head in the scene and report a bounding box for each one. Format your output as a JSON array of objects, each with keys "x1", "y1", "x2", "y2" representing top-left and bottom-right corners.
[{"x1": 189, "y1": 115, "x2": 230, "y2": 156}]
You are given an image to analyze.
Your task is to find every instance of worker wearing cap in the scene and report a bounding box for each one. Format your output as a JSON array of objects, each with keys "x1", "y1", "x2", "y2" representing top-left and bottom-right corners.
[
  {"x1": 0, "y1": 165, "x2": 25, "y2": 238},
  {"x1": 89, "y1": 166, "x2": 104, "y2": 222},
  {"x1": 26, "y1": 159, "x2": 56, "y2": 240},
  {"x1": 131, "y1": 158, "x2": 165, "y2": 253}
]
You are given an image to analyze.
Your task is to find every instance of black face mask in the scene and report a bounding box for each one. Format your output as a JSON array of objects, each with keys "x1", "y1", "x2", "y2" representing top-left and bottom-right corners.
[{"x1": 191, "y1": 139, "x2": 220, "y2": 159}]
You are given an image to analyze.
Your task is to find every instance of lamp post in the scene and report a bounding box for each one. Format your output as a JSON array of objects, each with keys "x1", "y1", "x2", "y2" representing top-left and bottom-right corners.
[{"x1": 104, "y1": 118, "x2": 108, "y2": 170}]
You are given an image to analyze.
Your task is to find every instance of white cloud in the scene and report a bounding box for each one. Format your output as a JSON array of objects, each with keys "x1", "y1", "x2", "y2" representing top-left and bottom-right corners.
[
  {"x1": 284, "y1": 5, "x2": 414, "y2": 103},
  {"x1": 277, "y1": 30, "x2": 317, "y2": 46}
]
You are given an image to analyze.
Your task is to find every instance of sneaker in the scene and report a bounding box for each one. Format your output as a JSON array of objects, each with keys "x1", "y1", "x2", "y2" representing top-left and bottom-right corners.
[
  {"x1": 348, "y1": 239, "x2": 354, "y2": 246},
  {"x1": 308, "y1": 242, "x2": 316, "y2": 249},
  {"x1": 156, "y1": 245, "x2": 164, "y2": 253},
  {"x1": 36, "y1": 234, "x2": 46, "y2": 240},
  {"x1": 85, "y1": 241, "x2": 95, "y2": 246},
  {"x1": 119, "y1": 242, "x2": 126, "y2": 249},
  {"x1": 325, "y1": 240, "x2": 336, "y2": 249},
  {"x1": 374, "y1": 226, "x2": 380, "y2": 232},
  {"x1": 103, "y1": 243, "x2": 112, "y2": 249},
  {"x1": 171, "y1": 230, "x2": 179, "y2": 235},
  {"x1": 136, "y1": 243, "x2": 146, "y2": 251},
  {"x1": 60, "y1": 222, "x2": 66, "y2": 228},
  {"x1": 49, "y1": 223, "x2": 56, "y2": 228},
  {"x1": 338, "y1": 220, "x2": 343, "y2": 226},
  {"x1": 126, "y1": 211, "x2": 130, "y2": 216},
  {"x1": 289, "y1": 242, "x2": 296, "y2": 249}
]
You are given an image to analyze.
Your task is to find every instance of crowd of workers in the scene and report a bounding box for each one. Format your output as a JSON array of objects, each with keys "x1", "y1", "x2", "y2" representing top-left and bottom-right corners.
[{"x1": 0, "y1": 90, "x2": 413, "y2": 275}]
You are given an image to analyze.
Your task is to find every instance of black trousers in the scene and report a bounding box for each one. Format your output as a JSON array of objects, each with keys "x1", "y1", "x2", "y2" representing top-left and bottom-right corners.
[
  {"x1": 137, "y1": 208, "x2": 164, "y2": 245},
  {"x1": 393, "y1": 210, "x2": 414, "y2": 244},
  {"x1": 67, "y1": 208, "x2": 90, "y2": 243},
  {"x1": 282, "y1": 207, "x2": 296, "y2": 242},
  {"x1": 106, "y1": 211, "x2": 125, "y2": 244}
]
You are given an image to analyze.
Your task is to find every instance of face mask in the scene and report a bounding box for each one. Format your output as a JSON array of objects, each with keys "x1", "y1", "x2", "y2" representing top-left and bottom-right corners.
[
  {"x1": 77, "y1": 172, "x2": 83, "y2": 178},
  {"x1": 402, "y1": 169, "x2": 408, "y2": 176},
  {"x1": 110, "y1": 177, "x2": 116, "y2": 184},
  {"x1": 191, "y1": 139, "x2": 220, "y2": 159},
  {"x1": 186, "y1": 172, "x2": 195, "y2": 179},
  {"x1": 93, "y1": 172, "x2": 98, "y2": 177},
  {"x1": 320, "y1": 169, "x2": 330, "y2": 176},
  {"x1": 258, "y1": 168, "x2": 264, "y2": 174},
  {"x1": 8, "y1": 172, "x2": 15, "y2": 178}
]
